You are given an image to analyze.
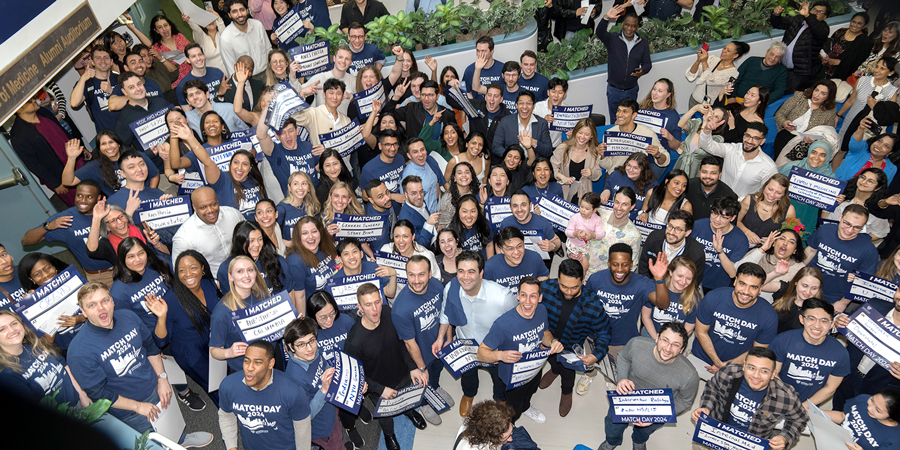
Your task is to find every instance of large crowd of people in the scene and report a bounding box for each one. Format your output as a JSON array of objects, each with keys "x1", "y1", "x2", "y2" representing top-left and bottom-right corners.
[{"x1": 3, "y1": 0, "x2": 900, "y2": 449}]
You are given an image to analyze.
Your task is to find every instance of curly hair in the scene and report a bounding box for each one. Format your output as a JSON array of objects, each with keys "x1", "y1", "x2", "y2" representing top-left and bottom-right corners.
[
  {"x1": 460, "y1": 400, "x2": 515, "y2": 450},
  {"x1": 614, "y1": 152, "x2": 656, "y2": 195}
]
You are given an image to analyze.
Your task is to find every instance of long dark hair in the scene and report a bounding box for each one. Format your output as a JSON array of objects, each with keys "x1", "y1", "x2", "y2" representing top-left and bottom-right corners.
[
  {"x1": 271, "y1": 0, "x2": 296, "y2": 19},
  {"x1": 501, "y1": 145, "x2": 530, "y2": 192},
  {"x1": 763, "y1": 229, "x2": 805, "y2": 263},
  {"x1": 735, "y1": 85, "x2": 770, "y2": 118},
  {"x1": 18, "y1": 253, "x2": 69, "y2": 291},
  {"x1": 200, "y1": 111, "x2": 232, "y2": 143},
  {"x1": 229, "y1": 221, "x2": 284, "y2": 292},
  {"x1": 614, "y1": 152, "x2": 656, "y2": 195},
  {"x1": 96, "y1": 130, "x2": 125, "y2": 191},
  {"x1": 449, "y1": 161, "x2": 481, "y2": 211},
  {"x1": 229, "y1": 150, "x2": 268, "y2": 204},
  {"x1": 149, "y1": 15, "x2": 181, "y2": 46},
  {"x1": 643, "y1": 169, "x2": 689, "y2": 222},
  {"x1": 165, "y1": 108, "x2": 204, "y2": 156},
  {"x1": 114, "y1": 237, "x2": 173, "y2": 286},
  {"x1": 317, "y1": 149, "x2": 353, "y2": 191},
  {"x1": 172, "y1": 250, "x2": 220, "y2": 336},
  {"x1": 531, "y1": 157, "x2": 558, "y2": 186},
  {"x1": 843, "y1": 167, "x2": 889, "y2": 208},
  {"x1": 439, "y1": 66, "x2": 460, "y2": 92},
  {"x1": 375, "y1": 112, "x2": 408, "y2": 142},
  {"x1": 448, "y1": 194, "x2": 492, "y2": 248},
  {"x1": 441, "y1": 122, "x2": 466, "y2": 156}
]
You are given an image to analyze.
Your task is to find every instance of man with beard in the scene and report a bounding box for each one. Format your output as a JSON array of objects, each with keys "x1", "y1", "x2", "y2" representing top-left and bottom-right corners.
[
  {"x1": 691, "y1": 263, "x2": 778, "y2": 375},
  {"x1": 109, "y1": 51, "x2": 165, "y2": 110},
  {"x1": 113, "y1": 72, "x2": 170, "y2": 160},
  {"x1": 391, "y1": 256, "x2": 455, "y2": 425},
  {"x1": 538, "y1": 259, "x2": 611, "y2": 417},
  {"x1": 397, "y1": 175, "x2": 440, "y2": 248},
  {"x1": 699, "y1": 113, "x2": 777, "y2": 201},
  {"x1": 220, "y1": 0, "x2": 270, "y2": 80},
  {"x1": 383, "y1": 80, "x2": 456, "y2": 141},
  {"x1": 21, "y1": 180, "x2": 114, "y2": 285},
  {"x1": 360, "y1": 130, "x2": 406, "y2": 212},
  {"x1": 638, "y1": 210, "x2": 706, "y2": 283},
  {"x1": 364, "y1": 179, "x2": 396, "y2": 252},
  {"x1": 685, "y1": 156, "x2": 738, "y2": 221},
  {"x1": 599, "y1": 322, "x2": 699, "y2": 450},
  {"x1": 588, "y1": 187, "x2": 641, "y2": 275},
  {"x1": 598, "y1": 99, "x2": 668, "y2": 178},
  {"x1": 172, "y1": 186, "x2": 244, "y2": 273}
]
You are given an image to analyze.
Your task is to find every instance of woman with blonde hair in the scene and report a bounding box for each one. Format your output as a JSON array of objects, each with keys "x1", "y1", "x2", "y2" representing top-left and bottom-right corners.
[
  {"x1": 278, "y1": 171, "x2": 322, "y2": 249},
  {"x1": 772, "y1": 267, "x2": 824, "y2": 333},
  {"x1": 321, "y1": 182, "x2": 372, "y2": 259},
  {"x1": 875, "y1": 245, "x2": 900, "y2": 285},
  {"x1": 551, "y1": 118, "x2": 603, "y2": 203},
  {"x1": 0, "y1": 310, "x2": 90, "y2": 408},
  {"x1": 209, "y1": 256, "x2": 271, "y2": 371},
  {"x1": 264, "y1": 48, "x2": 302, "y2": 92},
  {"x1": 737, "y1": 173, "x2": 796, "y2": 245},
  {"x1": 641, "y1": 256, "x2": 702, "y2": 339}
]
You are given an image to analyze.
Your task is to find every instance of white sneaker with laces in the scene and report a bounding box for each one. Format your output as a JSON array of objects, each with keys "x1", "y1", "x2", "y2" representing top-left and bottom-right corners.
[{"x1": 522, "y1": 407, "x2": 546, "y2": 424}]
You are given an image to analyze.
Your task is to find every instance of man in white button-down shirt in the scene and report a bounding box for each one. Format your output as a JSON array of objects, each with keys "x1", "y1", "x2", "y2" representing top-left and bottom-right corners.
[
  {"x1": 171, "y1": 186, "x2": 244, "y2": 273},
  {"x1": 698, "y1": 114, "x2": 777, "y2": 201},
  {"x1": 220, "y1": 0, "x2": 270, "y2": 79}
]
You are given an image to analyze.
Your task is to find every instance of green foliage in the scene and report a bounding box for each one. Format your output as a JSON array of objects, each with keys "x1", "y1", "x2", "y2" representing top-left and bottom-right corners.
[
  {"x1": 39, "y1": 389, "x2": 111, "y2": 425},
  {"x1": 298, "y1": 23, "x2": 349, "y2": 55},
  {"x1": 536, "y1": 29, "x2": 607, "y2": 80},
  {"x1": 481, "y1": 0, "x2": 546, "y2": 36},
  {"x1": 366, "y1": 11, "x2": 418, "y2": 52},
  {"x1": 130, "y1": 430, "x2": 152, "y2": 450}
]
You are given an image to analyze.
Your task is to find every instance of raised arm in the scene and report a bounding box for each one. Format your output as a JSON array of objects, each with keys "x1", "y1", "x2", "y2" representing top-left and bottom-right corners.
[
  {"x1": 470, "y1": 54, "x2": 489, "y2": 96},
  {"x1": 361, "y1": 99, "x2": 382, "y2": 148},
  {"x1": 176, "y1": 122, "x2": 221, "y2": 184},
  {"x1": 255, "y1": 106, "x2": 276, "y2": 156}
]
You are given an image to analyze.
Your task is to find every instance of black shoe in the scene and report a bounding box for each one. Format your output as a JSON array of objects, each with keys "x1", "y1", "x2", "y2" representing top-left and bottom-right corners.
[
  {"x1": 177, "y1": 389, "x2": 207, "y2": 412},
  {"x1": 405, "y1": 410, "x2": 427, "y2": 430},
  {"x1": 358, "y1": 406, "x2": 372, "y2": 424},
  {"x1": 384, "y1": 434, "x2": 401, "y2": 450},
  {"x1": 348, "y1": 428, "x2": 364, "y2": 449}
]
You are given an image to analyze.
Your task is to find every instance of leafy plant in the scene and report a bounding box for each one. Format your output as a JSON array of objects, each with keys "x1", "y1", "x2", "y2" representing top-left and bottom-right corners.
[
  {"x1": 130, "y1": 430, "x2": 153, "y2": 450},
  {"x1": 482, "y1": 0, "x2": 546, "y2": 36},
  {"x1": 365, "y1": 10, "x2": 418, "y2": 52},
  {"x1": 537, "y1": 29, "x2": 607, "y2": 80},
  {"x1": 409, "y1": 1, "x2": 468, "y2": 48},
  {"x1": 39, "y1": 389, "x2": 111, "y2": 425},
  {"x1": 298, "y1": 23, "x2": 348, "y2": 55},
  {"x1": 457, "y1": 0, "x2": 489, "y2": 35}
]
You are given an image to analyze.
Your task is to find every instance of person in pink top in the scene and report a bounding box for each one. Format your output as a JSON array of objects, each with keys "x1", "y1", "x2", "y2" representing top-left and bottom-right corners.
[
  {"x1": 250, "y1": 0, "x2": 277, "y2": 31},
  {"x1": 150, "y1": 15, "x2": 193, "y2": 87},
  {"x1": 566, "y1": 192, "x2": 606, "y2": 271}
]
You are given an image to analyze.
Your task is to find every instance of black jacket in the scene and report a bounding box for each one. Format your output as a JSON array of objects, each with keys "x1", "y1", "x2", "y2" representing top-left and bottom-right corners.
[
  {"x1": 382, "y1": 98, "x2": 457, "y2": 143},
  {"x1": 550, "y1": 0, "x2": 598, "y2": 42},
  {"x1": 771, "y1": 13, "x2": 829, "y2": 76},
  {"x1": 638, "y1": 228, "x2": 706, "y2": 283},
  {"x1": 595, "y1": 18, "x2": 652, "y2": 90},
  {"x1": 445, "y1": 95, "x2": 511, "y2": 165},
  {"x1": 9, "y1": 108, "x2": 72, "y2": 189}
]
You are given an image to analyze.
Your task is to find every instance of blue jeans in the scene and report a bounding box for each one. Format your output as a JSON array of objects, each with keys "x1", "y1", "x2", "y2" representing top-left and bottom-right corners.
[
  {"x1": 120, "y1": 390, "x2": 187, "y2": 443},
  {"x1": 606, "y1": 84, "x2": 640, "y2": 123},
  {"x1": 460, "y1": 364, "x2": 506, "y2": 401},
  {"x1": 603, "y1": 403, "x2": 666, "y2": 445}
]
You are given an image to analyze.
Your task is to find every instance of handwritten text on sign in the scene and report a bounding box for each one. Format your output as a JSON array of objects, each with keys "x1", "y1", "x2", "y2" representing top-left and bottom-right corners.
[
  {"x1": 436, "y1": 338, "x2": 491, "y2": 378},
  {"x1": 129, "y1": 106, "x2": 173, "y2": 150},
  {"x1": 327, "y1": 272, "x2": 385, "y2": 311},
  {"x1": 692, "y1": 412, "x2": 769, "y2": 450},
  {"x1": 319, "y1": 119, "x2": 364, "y2": 158},
  {"x1": 839, "y1": 303, "x2": 900, "y2": 371},
  {"x1": 230, "y1": 291, "x2": 298, "y2": 343},
  {"x1": 550, "y1": 105, "x2": 592, "y2": 132},
  {"x1": 499, "y1": 348, "x2": 551, "y2": 390},
  {"x1": 787, "y1": 166, "x2": 846, "y2": 212},
  {"x1": 604, "y1": 131, "x2": 652, "y2": 157},
  {"x1": 135, "y1": 195, "x2": 193, "y2": 229},
  {"x1": 289, "y1": 40, "x2": 332, "y2": 78},
  {"x1": 607, "y1": 388, "x2": 677, "y2": 423},
  {"x1": 845, "y1": 271, "x2": 898, "y2": 304},
  {"x1": 325, "y1": 351, "x2": 366, "y2": 414},
  {"x1": 13, "y1": 266, "x2": 84, "y2": 337}
]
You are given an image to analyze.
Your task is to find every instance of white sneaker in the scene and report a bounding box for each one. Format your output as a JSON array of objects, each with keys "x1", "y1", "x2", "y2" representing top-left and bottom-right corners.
[
  {"x1": 576, "y1": 374, "x2": 593, "y2": 396},
  {"x1": 180, "y1": 432, "x2": 214, "y2": 448},
  {"x1": 522, "y1": 407, "x2": 546, "y2": 424}
]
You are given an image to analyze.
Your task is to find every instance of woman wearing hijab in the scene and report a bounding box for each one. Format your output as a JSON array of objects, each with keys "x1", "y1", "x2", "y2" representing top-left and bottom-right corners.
[{"x1": 778, "y1": 140, "x2": 837, "y2": 233}]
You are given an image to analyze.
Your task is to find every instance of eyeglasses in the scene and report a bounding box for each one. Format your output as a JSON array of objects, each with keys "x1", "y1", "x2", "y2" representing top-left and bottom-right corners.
[
  {"x1": 293, "y1": 339, "x2": 316, "y2": 349},
  {"x1": 743, "y1": 363, "x2": 773, "y2": 376},
  {"x1": 811, "y1": 8, "x2": 827, "y2": 15},
  {"x1": 743, "y1": 133, "x2": 764, "y2": 142},
  {"x1": 317, "y1": 311, "x2": 337, "y2": 322},
  {"x1": 106, "y1": 215, "x2": 127, "y2": 226},
  {"x1": 858, "y1": 175, "x2": 878, "y2": 185},
  {"x1": 802, "y1": 315, "x2": 833, "y2": 325},
  {"x1": 348, "y1": 34, "x2": 366, "y2": 40},
  {"x1": 840, "y1": 220, "x2": 865, "y2": 232},
  {"x1": 667, "y1": 226, "x2": 686, "y2": 234},
  {"x1": 381, "y1": 142, "x2": 399, "y2": 148}
]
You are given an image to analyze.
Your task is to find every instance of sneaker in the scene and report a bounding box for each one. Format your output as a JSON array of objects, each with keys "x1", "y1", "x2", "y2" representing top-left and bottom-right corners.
[
  {"x1": 633, "y1": 442, "x2": 646, "y2": 450},
  {"x1": 437, "y1": 387, "x2": 455, "y2": 407},
  {"x1": 420, "y1": 405, "x2": 442, "y2": 425},
  {"x1": 599, "y1": 441, "x2": 617, "y2": 450},
  {"x1": 522, "y1": 407, "x2": 546, "y2": 424},
  {"x1": 180, "y1": 432, "x2": 213, "y2": 448},
  {"x1": 177, "y1": 389, "x2": 207, "y2": 412},
  {"x1": 348, "y1": 428, "x2": 365, "y2": 448},
  {"x1": 358, "y1": 405, "x2": 372, "y2": 424},
  {"x1": 576, "y1": 374, "x2": 594, "y2": 396}
]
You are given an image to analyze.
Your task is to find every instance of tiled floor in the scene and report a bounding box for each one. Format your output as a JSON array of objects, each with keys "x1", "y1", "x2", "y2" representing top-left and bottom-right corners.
[{"x1": 413, "y1": 368, "x2": 820, "y2": 450}]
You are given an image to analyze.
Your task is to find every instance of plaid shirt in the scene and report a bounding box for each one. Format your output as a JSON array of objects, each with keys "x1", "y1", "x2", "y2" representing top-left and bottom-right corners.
[
  {"x1": 540, "y1": 279, "x2": 611, "y2": 361},
  {"x1": 699, "y1": 362, "x2": 809, "y2": 447}
]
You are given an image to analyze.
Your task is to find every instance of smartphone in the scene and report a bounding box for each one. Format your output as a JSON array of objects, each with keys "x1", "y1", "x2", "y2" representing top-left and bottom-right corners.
[
  {"x1": 726, "y1": 76, "x2": 736, "y2": 90},
  {"x1": 701, "y1": 42, "x2": 709, "y2": 52}
]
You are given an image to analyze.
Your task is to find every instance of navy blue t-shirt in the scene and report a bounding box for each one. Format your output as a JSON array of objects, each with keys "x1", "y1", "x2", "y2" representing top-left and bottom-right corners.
[
  {"x1": 483, "y1": 303, "x2": 548, "y2": 354},
  {"x1": 769, "y1": 329, "x2": 850, "y2": 402},
  {"x1": 277, "y1": 202, "x2": 307, "y2": 242},
  {"x1": 841, "y1": 395, "x2": 900, "y2": 450},
  {"x1": 217, "y1": 255, "x2": 294, "y2": 295},
  {"x1": 348, "y1": 43, "x2": 386, "y2": 75},
  {"x1": 219, "y1": 370, "x2": 311, "y2": 450},
  {"x1": 522, "y1": 183, "x2": 564, "y2": 205},
  {"x1": 484, "y1": 250, "x2": 550, "y2": 292},
  {"x1": 210, "y1": 295, "x2": 267, "y2": 371},
  {"x1": 364, "y1": 202, "x2": 395, "y2": 251},
  {"x1": 728, "y1": 380, "x2": 767, "y2": 431},
  {"x1": 82, "y1": 76, "x2": 120, "y2": 132},
  {"x1": 287, "y1": 250, "x2": 340, "y2": 296},
  {"x1": 691, "y1": 220, "x2": 750, "y2": 289},
  {"x1": 691, "y1": 288, "x2": 778, "y2": 365},
  {"x1": 462, "y1": 61, "x2": 504, "y2": 100},
  {"x1": 0, "y1": 271, "x2": 27, "y2": 311},
  {"x1": 334, "y1": 260, "x2": 390, "y2": 292},
  {"x1": 209, "y1": 173, "x2": 263, "y2": 221},
  {"x1": 266, "y1": 140, "x2": 318, "y2": 197},
  {"x1": 459, "y1": 226, "x2": 492, "y2": 258},
  {"x1": 360, "y1": 155, "x2": 406, "y2": 214},
  {"x1": 43, "y1": 208, "x2": 114, "y2": 272},
  {"x1": 285, "y1": 352, "x2": 335, "y2": 440},
  {"x1": 109, "y1": 267, "x2": 175, "y2": 331},
  {"x1": 644, "y1": 290, "x2": 698, "y2": 333},
  {"x1": 0, "y1": 345, "x2": 80, "y2": 407},
  {"x1": 67, "y1": 309, "x2": 160, "y2": 419},
  {"x1": 518, "y1": 73, "x2": 549, "y2": 101},
  {"x1": 175, "y1": 68, "x2": 226, "y2": 105},
  {"x1": 74, "y1": 152, "x2": 160, "y2": 197},
  {"x1": 391, "y1": 278, "x2": 443, "y2": 365},
  {"x1": 586, "y1": 270, "x2": 656, "y2": 346},
  {"x1": 499, "y1": 213, "x2": 556, "y2": 260},
  {"x1": 317, "y1": 314, "x2": 355, "y2": 363},
  {"x1": 806, "y1": 224, "x2": 879, "y2": 304},
  {"x1": 501, "y1": 86, "x2": 521, "y2": 114},
  {"x1": 603, "y1": 171, "x2": 657, "y2": 218}
]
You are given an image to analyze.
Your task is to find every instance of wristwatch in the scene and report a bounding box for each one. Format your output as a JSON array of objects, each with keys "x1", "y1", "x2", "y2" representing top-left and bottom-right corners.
[
  {"x1": 418, "y1": 367, "x2": 426, "y2": 373},
  {"x1": 42, "y1": 222, "x2": 50, "y2": 231},
  {"x1": 158, "y1": 372, "x2": 168, "y2": 380}
]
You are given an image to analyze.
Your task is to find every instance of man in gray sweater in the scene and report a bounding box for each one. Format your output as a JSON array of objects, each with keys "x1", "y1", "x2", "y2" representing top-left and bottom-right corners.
[{"x1": 599, "y1": 322, "x2": 700, "y2": 450}]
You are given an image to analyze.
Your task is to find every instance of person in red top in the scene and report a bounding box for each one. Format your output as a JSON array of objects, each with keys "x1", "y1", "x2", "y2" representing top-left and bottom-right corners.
[{"x1": 150, "y1": 15, "x2": 193, "y2": 87}]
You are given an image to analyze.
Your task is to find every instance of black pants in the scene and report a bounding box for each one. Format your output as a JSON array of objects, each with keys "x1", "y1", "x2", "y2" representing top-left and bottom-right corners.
[
  {"x1": 773, "y1": 129, "x2": 796, "y2": 162},
  {"x1": 505, "y1": 369, "x2": 542, "y2": 423},
  {"x1": 536, "y1": 6, "x2": 552, "y2": 51},
  {"x1": 547, "y1": 356, "x2": 577, "y2": 395}
]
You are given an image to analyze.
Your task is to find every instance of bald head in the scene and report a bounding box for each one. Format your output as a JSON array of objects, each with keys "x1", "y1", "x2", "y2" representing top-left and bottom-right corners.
[{"x1": 191, "y1": 186, "x2": 220, "y2": 225}]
